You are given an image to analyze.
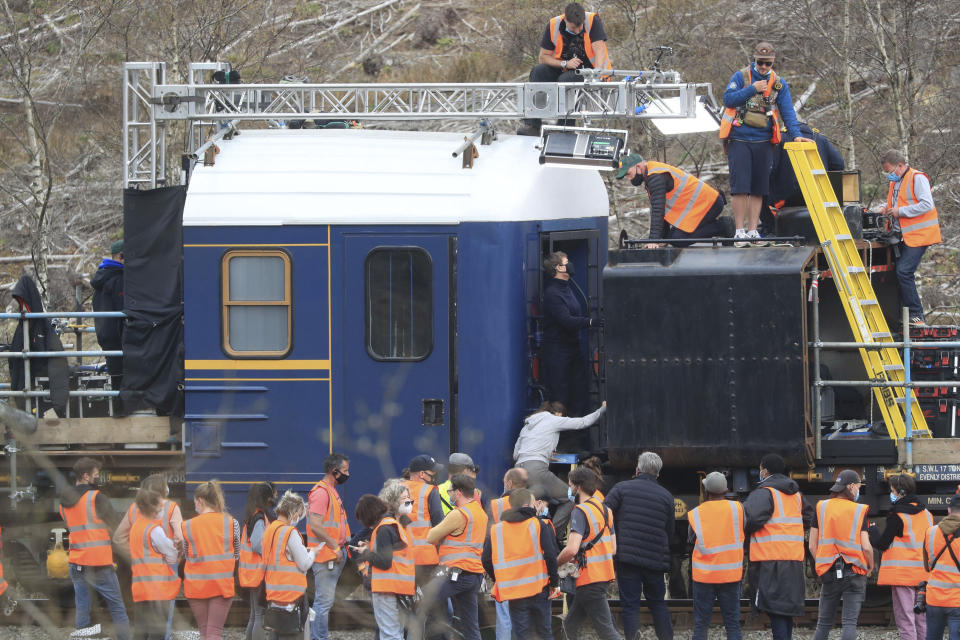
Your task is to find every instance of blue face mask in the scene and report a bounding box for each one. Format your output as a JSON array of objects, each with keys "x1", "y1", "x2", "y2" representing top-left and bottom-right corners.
[
  {"x1": 567, "y1": 487, "x2": 576, "y2": 502},
  {"x1": 887, "y1": 171, "x2": 900, "y2": 182},
  {"x1": 890, "y1": 491, "x2": 899, "y2": 503},
  {"x1": 539, "y1": 506, "x2": 549, "y2": 517},
  {"x1": 565, "y1": 25, "x2": 582, "y2": 36},
  {"x1": 852, "y1": 489, "x2": 860, "y2": 502}
]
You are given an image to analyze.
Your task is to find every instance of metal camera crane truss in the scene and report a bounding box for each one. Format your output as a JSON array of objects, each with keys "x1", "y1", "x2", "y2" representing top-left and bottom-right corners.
[{"x1": 123, "y1": 61, "x2": 718, "y2": 188}]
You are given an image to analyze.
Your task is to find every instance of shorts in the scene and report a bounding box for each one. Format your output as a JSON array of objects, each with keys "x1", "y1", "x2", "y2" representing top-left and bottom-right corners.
[{"x1": 728, "y1": 138, "x2": 775, "y2": 196}]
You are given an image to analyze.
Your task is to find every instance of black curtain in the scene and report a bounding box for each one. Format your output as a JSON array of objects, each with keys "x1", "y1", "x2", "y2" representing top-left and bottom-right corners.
[{"x1": 119, "y1": 186, "x2": 186, "y2": 417}]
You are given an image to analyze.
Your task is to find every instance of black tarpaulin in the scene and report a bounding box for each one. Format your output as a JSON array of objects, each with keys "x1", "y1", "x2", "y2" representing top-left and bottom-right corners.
[{"x1": 120, "y1": 186, "x2": 186, "y2": 416}]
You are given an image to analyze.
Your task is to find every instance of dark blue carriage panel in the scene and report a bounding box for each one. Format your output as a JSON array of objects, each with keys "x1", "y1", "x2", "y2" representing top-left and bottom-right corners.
[{"x1": 182, "y1": 226, "x2": 334, "y2": 487}]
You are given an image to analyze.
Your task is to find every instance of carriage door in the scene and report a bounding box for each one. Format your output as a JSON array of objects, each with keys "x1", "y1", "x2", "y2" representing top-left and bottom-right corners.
[{"x1": 341, "y1": 234, "x2": 454, "y2": 477}]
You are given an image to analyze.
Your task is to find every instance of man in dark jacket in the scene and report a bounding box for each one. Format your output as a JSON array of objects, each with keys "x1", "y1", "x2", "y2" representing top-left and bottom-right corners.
[
  {"x1": 604, "y1": 451, "x2": 675, "y2": 640},
  {"x1": 483, "y1": 488, "x2": 559, "y2": 640},
  {"x1": 743, "y1": 454, "x2": 815, "y2": 640},
  {"x1": 540, "y1": 251, "x2": 595, "y2": 417},
  {"x1": 92, "y1": 240, "x2": 125, "y2": 385}
]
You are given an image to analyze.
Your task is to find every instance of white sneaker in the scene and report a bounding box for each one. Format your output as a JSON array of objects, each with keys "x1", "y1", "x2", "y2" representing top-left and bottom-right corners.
[
  {"x1": 734, "y1": 228, "x2": 750, "y2": 248},
  {"x1": 71, "y1": 625, "x2": 102, "y2": 638},
  {"x1": 747, "y1": 229, "x2": 769, "y2": 246}
]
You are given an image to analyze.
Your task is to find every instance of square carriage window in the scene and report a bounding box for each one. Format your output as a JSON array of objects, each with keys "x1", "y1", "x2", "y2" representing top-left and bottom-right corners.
[
  {"x1": 366, "y1": 248, "x2": 432, "y2": 360},
  {"x1": 222, "y1": 250, "x2": 292, "y2": 357}
]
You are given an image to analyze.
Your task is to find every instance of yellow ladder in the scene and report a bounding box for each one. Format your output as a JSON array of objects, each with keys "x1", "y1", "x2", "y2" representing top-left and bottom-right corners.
[{"x1": 785, "y1": 141, "x2": 930, "y2": 441}]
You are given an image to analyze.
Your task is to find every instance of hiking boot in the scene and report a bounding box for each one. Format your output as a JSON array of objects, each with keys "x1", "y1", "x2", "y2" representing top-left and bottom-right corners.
[
  {"x1": 910, "y1": 316, "x2": 927, "y2": 326},
  {"x1": 71, "y1": 625, "x2": 102, "y2": 638},
  {"x1": 734, "y1": 228, "x2": 750, "y2": 248}
]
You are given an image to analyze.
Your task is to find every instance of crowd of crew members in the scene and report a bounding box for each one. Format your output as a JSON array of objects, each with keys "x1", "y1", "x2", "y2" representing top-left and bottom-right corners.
[{"x1": 35, "y1": 449, "x2": 960, "y2": 640}]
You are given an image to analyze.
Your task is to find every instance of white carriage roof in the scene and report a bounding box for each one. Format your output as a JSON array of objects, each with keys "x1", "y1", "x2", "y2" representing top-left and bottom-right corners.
[{"x1": 183, "y1": 129, "x2": 610, "y2": 226}]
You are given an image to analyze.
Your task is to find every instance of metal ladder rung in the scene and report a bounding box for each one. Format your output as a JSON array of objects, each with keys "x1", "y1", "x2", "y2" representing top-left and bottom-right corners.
[
  {"x1": 872, "y1": 331, "x2": 892, "y2": 339},
  {"x1": 835, "y1": 234, "x2": 852, "y2": 241},
  {"x1": 883, "y1": 364, "x2": 904, "y2": 371},
  {"x1": 847, "y1": 266, "x2": 865, "y2": 273},
  {"x1": 811, "y1": 169, "x2": 826, "y2": 175},
  {"x1": 824, "y1": 202, "x2": 840, "y2": 208},
  {"x1": 860, "y1": 299, "x2": 879, "y2": 306}
]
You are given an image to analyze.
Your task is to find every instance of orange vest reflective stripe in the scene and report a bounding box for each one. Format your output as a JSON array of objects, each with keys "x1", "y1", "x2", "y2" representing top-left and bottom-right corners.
[
  {"x1": 887, "y1": 167, "x2": 941, "y2": 247},
  {"x1": 490, "y1": 497, "x2": 509, "y2": 524},
  {"x1": 490, "y1": 517, "x2": 549, "y2": 602},
  {"x1": 749, "y1": 488, "x2": 805, "y2": 562},
  {"x1": 127, "y1": 500, "x2": 177, "y2": 540},
  {"x1": 263, "y1": 521, "x2": 307, "y2": 604},
  {"x1": 438, "y1": 500, "x2": 487, "y2": 573},
  {"x1": 59, "y1": 490, "x2": 113, "y2": 566},
  {"x1": 0, "y1": 525, "x2": 7, "y2": 597},
  {"x1": 645, "y1": 161, "x2": 721, "y2": 233},
  {"x1": 878, "y1": 509, "x2": 933, "y2": 586},
  {"x1": 575, "y1": 497, "x2": 615, "y2": 586},
  {"x1": 925, "y1": 526, "x2": 960, "y2": 607},
  {"x1": 238, "y1": 511, "x2": 267, "y2": 588},
  {"x1": 690, "y1": 500, "x2": 745, "y2": 583},
  {"x1": 130, "y1": 519, "x2": 181, "y2": 602},
  {"x1": 719, "y1": 67, "x2": 782, "y2": 144},
  {"x1": 370, "y1": 517, "x2": 416, "y2": 596},
  {"x1": 593, "y1": 490, "x2": 605, "y2": 502},
  {"x1": 548, "y1": 13, "x2": 612, "y2": 79},
  {"x1": 307, "y1": 479, "x2": 351, "y2": 564},
  {"x1": 404, "y1": 480, "x2": 440, "y2": 565},
  {"x1": 182, "y1": 512, "x2": 236, "y2": 598},
  {"x1": 814, "y1": 499, "x2": 869, "y2": 576}
]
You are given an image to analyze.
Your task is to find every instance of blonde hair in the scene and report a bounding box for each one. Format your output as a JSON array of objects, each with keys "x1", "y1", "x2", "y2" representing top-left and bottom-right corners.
[
  {"x1": 379, "y1": 478, "x2": 409, "y2": 514},
  {"x1": 194, "y1": 480, "x2": 226, "y2": 513},
  {"x1": 275, "y1": 490, "x2": 307, "y2": 521}
]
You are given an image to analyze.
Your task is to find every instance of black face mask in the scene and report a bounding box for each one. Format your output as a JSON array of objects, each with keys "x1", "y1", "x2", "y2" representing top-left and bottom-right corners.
[
  {"x1": 630, "y1": 174, "x2": 645, "y2": 187},
  {"x1": 333, "y1": 470, "x2": 350, "y2": 485},
  {"x1": 563, "y1": 262, "x2": 576, "y2": 277}
]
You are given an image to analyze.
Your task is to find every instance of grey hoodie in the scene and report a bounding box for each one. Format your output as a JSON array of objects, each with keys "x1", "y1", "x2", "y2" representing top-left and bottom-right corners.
[{"x1": 514, "y1": 404, "x2": 606, "y2": 466}]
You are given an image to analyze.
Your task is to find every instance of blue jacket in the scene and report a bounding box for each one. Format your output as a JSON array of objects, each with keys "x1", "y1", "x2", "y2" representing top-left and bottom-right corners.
[
  {"x1": 604, "y1": 473, "x2": 675, "y2": 570},
  {"x1": 723, "y1": 62, "x2": 802, "y2": 143}
]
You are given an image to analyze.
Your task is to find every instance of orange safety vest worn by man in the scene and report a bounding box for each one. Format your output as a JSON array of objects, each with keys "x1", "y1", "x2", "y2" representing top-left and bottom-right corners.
[
  {"x1": 880, "y1": 148, "x2": 942, "y2": 325},
  {"x1": 403, "y1": 454, "x2": 445, "y2": 573},
  {"x1": 688, "y1": 472, "x2": 744, "y2": 640},
  {"x1": 182, "y1": 511, "x2": 236, "y2": 599},
  {"x1": 923, "y1": 494, "x2": 960, "y2": 617},
  {"x1": 809, "y1": 469, "x2": 874, "y2": 640},
  {"x1": 517, "y1": 3, "x2": 613, "y2": 136},
  {"x1": 744, "y1": 454, "x2": 813, "y2": 631},
  {"x1": 427, "y1": 474, "x2": 489, "y2": 640},
  {"x1": 616, "y1": 155, "x2": 729, "y2": 246},
  {"x1": 59, "y1": 458, "x2": 130, "y2": 640}
]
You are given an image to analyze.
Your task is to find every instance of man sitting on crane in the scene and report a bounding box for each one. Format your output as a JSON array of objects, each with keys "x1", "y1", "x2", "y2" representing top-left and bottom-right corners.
[{"x1": 516, "y1": 3, "x2": 613, "y2": 136}]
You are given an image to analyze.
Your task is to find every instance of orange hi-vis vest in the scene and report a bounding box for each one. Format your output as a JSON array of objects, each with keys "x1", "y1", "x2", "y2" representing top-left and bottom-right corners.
[
  {"x1": 925, "y1": 526, "x2": 960, "y2": 607},
  {"x1": 238, "y1": 511, "x2": 267, "y2": 588},
  {"x1": 182, "y1": 512, "x2": 236, "y2": 599},
  {"x1": 575, "y1": 497, "x2": 615, "y2": 587},
  {"x1": 370, "y1": 517, "x2": 416, "y2": 596},
  {"x1": 126, "y1": 500, "x2": 177, "y2": 540},
  {"x1": 263, "y1": 520, "x2": 307, "y2": 605},
  {"x1": 490, "y1": 497, "x2": 509, "y2": 524},
  {"x1": 749, "y1": 487, "x2": 805, "y2": 562},
  {"x1": 130, "y1": 518, "x2": 181, "y2": 602},
  {"x1": 887, "y1": 167, "x2": 942, "y2": 247},
  {"x1": 548, "y1": 13, "x2": 612, "y2": 79},
  {"x1": 438, "y1": 500, "x2": 488, "y2": 573},
  {"x1": 59, "y1": 490, "x2": 113, "y2": 566},
  {"x1": 307, "y1": 479, "x2": 351, "y2": 564},
  {"x1": 878, "y1": 509, "x2": 933, "y2": 586},
  {"x1": 404, "y1": 480, "x2": 440, "y2": 565},
  {"x1": 645, "y1": 162, "x2": 721, "y2": 233},
  {"x1": 490, "y1": 517, "x2": 549, "y2": 602},
  {"x1": 0, "y1": 525, "x2": 7, "y2": 597},
  {"x1": 719, "y1": 66, "x2": 782, "y2": 144},
  {"x1": 690, "y1": 500, "x2": 745, "y2": 584},
  {"x1": 814, "y1": 499, "x2": 869, "y2": 576}
]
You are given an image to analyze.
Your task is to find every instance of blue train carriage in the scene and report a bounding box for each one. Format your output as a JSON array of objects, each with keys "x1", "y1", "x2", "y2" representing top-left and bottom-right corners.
[{"x1": 181, "y1": 127, "x2": 609, "y2": 516}]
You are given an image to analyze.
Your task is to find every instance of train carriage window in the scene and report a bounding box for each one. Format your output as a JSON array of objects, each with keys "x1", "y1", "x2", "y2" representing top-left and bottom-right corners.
[
  {"x1": 366, "y1": 248, "x2": 432, "y2": 360},
  {"x1": 221, "y1": 250, "x2": 292, "y2": 357}
]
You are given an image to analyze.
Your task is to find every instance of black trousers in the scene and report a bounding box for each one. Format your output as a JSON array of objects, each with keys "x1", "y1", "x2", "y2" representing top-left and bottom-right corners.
[
  {"x1": 665, "y1": 195, "x2": 728, "y2": 245},
  {"x1": 523, "y1": 64, "x2": 585, "y2": 127},
  {"x1": 541, "y1": 341, "x2": 589, "y2": 417}
]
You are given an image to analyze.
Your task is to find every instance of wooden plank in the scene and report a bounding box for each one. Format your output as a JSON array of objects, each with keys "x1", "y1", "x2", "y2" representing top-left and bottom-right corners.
[
  {"x1": 22, "y1": 416, "x2": 174, "y2": 445},
  {"x1": 897, "y1": 438, "x2": 960, "y2": 465}
]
